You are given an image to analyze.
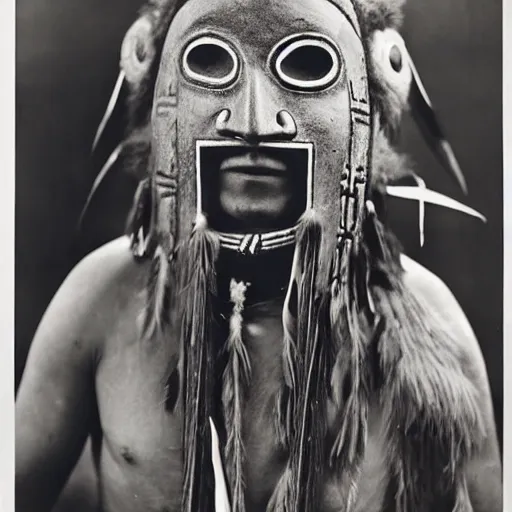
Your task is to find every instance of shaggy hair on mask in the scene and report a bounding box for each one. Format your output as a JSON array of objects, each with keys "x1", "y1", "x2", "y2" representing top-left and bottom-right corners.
[{"x1": 353, "y1": 0, "x2": 406, "y2": 35}]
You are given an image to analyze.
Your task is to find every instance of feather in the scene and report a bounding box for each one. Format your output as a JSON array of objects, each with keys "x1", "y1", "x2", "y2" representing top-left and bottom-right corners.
[
  {"x1": 92, "y1": 70, "x2": 126, "y2": 152},
  {"x1": 269, "y1": 212, "x2": 329, "y2": 512},
  {"x1": 409, "y1": 175, "x2": 426, "y2": 247},
  {"x1": 386, "y1": 186, "x2": 486, "y2": 222},
  {"x1": 276, "y1": 253, "x2": 299, "y2": 451},
  {"x1": 452, "y1": 475, "x2": 473, "y2": 512},
  {"x1": 362, "y1": 210, "x2": 485, "y2": 511},
  {"x1": 78, "y1": 142, "x2": 125, "y2": 228},
  {"x1": 278, "y1": 211, "x2": 330, "y2": 512},
  {"x1": 222, "y1": 279, "x2": 251, "y2": 512},
  {"x1": 210, "y1": 417, "x2": 232, "y2": 512},
  {"x1": 374, "y1": 281, "x2": 484, "y2": 511},
  {"x1": 266, "y1": 467, "x2": 293, "y2": 512},
  {"x1": 143, "y1": 244, "x2": 173, "y2": 338},
  {"x1": 179, "y1": 214, "x2": 220, "y2": 512},
  {"x1": 328, "y1": 239, "x2": 370, "y2": 512},
  {"x1": 126, "y1": 177, "x2": 153, "y2": 260}
]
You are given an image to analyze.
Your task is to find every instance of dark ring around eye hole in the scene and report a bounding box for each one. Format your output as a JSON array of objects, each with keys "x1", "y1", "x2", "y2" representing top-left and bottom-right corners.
[
  {"x1": 135, "y1": 39, "x2": 148, "y2": 63},
  {"x1": 181, "y1": 35, "x2": 240, "y2": 88},
  {"x1": 268, "y1": 33, "x2": 342, "y2": 92},
  {"x1": 389, "y1": 44, "x2": 403, "y2": 72}
]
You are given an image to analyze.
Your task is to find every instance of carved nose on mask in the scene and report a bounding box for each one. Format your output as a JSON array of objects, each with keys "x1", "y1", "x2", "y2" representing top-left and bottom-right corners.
[
  {"x1": 215, "y1": 78, "x2": 297, "y2": 143},
  {"x1": 216, "y1": 109, "x2": 297, "y2": 143}
]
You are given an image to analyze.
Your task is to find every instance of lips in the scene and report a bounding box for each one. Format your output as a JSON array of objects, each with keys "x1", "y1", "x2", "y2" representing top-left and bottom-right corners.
[{"x1": 219, "y1": 152, "x2": 288, "y2": 176}]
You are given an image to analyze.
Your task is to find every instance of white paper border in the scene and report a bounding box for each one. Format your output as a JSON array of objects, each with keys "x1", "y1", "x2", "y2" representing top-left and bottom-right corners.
[
  {"x1": 503, "y1": 0, "x2": 510, "y2": 508},
  {"x1": 1, "y1": 0, "x2": 15, "y2": 510},
  {"x1": 4, "y1": 1, "x2": 508, "y2": 511}
]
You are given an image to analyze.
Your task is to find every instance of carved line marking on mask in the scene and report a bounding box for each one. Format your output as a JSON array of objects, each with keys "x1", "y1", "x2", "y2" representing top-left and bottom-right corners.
[
  {"x1": 337, "y1": 73, "x2": 370, "y2": 244},
  {"x1": 155, "y1": 170, "x2": 178, "y2": 198},
  {"x1": 354, "y1": 166, "x2": 367, "y2": 184},
  {"x1": 340, "y1": 187, "x2": 360, "y2": 234},
  {"x1": 350, "y1": 84, "x2": 370, "y2": 126},
  {"x1": 154, "y1": 113, "x2": 178, "y2": 248},
  {"x1": 352, "y1": 115, "x2": 370, "y2": 126},
  {"x1": 349, "y1": 80, "x2": 368, "y2": 104},
  {"x1": 156, "y1": 96, "x2": 177, "y2": 116},
  {"x1": 351, "y1": 107, "x2": 370, "y2": 117}
]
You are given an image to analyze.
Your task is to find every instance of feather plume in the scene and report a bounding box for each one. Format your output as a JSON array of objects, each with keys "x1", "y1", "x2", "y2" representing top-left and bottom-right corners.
[
  {"x1": 126, "y1": 177, "x2": 154, "y2": 260},
  {"x1": 363, "y1": 210, "x2": 484, "y2": 511},
  {"x1": 143, "y1": 244, "x2": 173, "y2": 338},
  {"x1": 374, "y1": 282, "x2": 483, "y2": 511},
  {"x1": 269, "y1": 211, "x2": 331, "y2": 512},
  {"x1": 222, "y1": 279, "x2": 251, "y2": 512},
  {"x1": 328, "y1": 239, "x2": 370, "y2": 512},
  {"x1": 179, "y1": 214, "x2": 220, "y2": 512},
  {"x1": 92, "y1": 70, "x2": 126, "y2": 152},
  {"x1": 275, "y1": 255, "x2": 299, "y2": 451}
]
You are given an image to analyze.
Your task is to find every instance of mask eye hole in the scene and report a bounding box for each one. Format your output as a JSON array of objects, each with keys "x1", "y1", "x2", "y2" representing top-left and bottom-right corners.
[
  {"x1": 182, "y1": 36, "x2": 239, "y2": 88},
  {"x1": 270, "y1": 34, "x2": 341, "y2": 91}
]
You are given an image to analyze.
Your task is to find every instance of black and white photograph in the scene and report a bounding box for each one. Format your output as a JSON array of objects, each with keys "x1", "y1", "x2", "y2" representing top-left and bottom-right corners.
[{"x1": 13, "y1": 0, "x2": 505, "y2": 511}]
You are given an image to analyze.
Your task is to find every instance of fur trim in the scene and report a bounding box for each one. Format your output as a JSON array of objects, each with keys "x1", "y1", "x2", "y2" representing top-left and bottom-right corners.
[
  {"x1": 269, "y1": 209, "x2": 484, "y2": 511},
  {"x1": 328, "y1": 241, "x2": 371, "y2": 512},
  {"x1": 353, "y1": 0, "x2": 406, "y2": 36},
  {"x1": 364, "y1": 212, "x2": 485, "y2": 511},
  {"x1": 120, "y1": 125, "x2": 152, "y2": 181},
  {"x1": 370, "y1": 130, "x2": 412, "y2": 190}
]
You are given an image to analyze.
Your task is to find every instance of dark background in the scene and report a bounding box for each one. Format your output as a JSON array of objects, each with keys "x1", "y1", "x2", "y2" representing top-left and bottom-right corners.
[{"x1": 16, "y1": 0, "x2": 503, "y2": 452}]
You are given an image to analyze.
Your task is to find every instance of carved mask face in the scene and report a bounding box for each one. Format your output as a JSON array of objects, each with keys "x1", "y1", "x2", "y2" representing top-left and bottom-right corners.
[
  {"x1": 152, "y1": 0, "x2": 371, "y2": 258},
  {"x1": 153, "y1": 0, "x2": 369, "y2": 268}
]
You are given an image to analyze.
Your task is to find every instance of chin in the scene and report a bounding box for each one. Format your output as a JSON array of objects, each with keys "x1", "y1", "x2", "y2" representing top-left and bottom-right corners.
[{"x1": 218, "y1": 192, "x2": 295, "y2": 231}]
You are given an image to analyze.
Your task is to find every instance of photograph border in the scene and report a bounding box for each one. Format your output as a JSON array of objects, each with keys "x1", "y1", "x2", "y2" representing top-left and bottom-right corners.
[{"x1": 4, "y1": 1, "x2": 510, "y2": 510}]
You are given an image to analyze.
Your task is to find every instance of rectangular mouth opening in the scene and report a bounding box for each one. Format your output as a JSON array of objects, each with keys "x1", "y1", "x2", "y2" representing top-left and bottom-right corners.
[{"x1": 196, "y1": 141, "x2": 313, "y2": 233}]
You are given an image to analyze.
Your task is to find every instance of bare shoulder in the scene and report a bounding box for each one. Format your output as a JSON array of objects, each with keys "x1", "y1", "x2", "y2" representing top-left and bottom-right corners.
[
  {"x1": 400, "y1": 255, "x2": 502, "y2": 510},
  {"x1": 64, "y1": 236, "x2": 147, "y2": 302},
  {"x1": 34, "y1": 236, "x2": 150, "y2": 353},
  {"x1": 16, "y1": 238, "x2": 151, "y2": 511},
  {"x1": 399, "y1": 254, "x2": 484, "y2": 375}
]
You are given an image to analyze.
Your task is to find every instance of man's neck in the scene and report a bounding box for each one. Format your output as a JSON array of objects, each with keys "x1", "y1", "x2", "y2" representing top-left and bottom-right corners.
[{"x1": 216, "y1": 245, "x2": 294, "y2": 306}]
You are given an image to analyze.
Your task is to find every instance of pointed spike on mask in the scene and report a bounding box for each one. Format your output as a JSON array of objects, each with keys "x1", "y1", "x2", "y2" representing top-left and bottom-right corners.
[{"x1": 370, "y1": 28, "x2": 468, "y2": 194}]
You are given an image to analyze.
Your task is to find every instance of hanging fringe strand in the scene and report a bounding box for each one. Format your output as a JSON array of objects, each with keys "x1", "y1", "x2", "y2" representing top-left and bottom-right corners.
[
  {"x1": 269, "y1": 211, "x2": 331, "y2": 512},
  {"x1": 179, "y1": 214, "x2": 220, "y2": 512},
  {"x1": 328, "y1": 237, "x2": 371, "y2": 512},
  {"x1": 222, "y1": 279, "x2": 251, "y2": 512}
]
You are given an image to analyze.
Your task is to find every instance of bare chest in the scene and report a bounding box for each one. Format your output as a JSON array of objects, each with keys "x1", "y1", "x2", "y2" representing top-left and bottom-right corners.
[{"x1": 94, "y1": 305, "x2": 389, "y2": 512}]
